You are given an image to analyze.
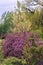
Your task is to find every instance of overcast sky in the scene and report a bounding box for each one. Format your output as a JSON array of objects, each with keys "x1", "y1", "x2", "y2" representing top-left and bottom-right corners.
[{"x1": 0, "y1": 0, "x2": 23, "y2": 17}]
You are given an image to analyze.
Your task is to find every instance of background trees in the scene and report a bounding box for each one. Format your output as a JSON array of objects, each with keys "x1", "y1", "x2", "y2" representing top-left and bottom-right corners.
[{"x1": 0, "y1": 12, "x2": 13, "y2": 34}]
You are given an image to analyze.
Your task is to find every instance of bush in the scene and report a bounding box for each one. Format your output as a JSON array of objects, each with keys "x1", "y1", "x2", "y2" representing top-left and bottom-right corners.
[
  {"x1": 0, "y1": 39, "x2": 4, "y2": 63},
  {"x1": 2, "y1": 32, "x2": 43, "y2": 58},
  {"x1": 1, "y1": 57, "x2": 26, "y2": 65},
  {"x1": 2, "y1": 32, "x2": 33, "y2": 58},
  {"x1": 23, "y1": 44, "x2": 43, "y2": 65}
]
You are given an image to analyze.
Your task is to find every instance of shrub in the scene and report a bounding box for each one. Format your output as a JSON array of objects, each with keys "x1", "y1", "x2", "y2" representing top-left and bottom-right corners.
[
  {"x1": 2, "y1": 32, "x2": 33, "y2": 58},
  {"x1": 23, "y1": 44, "x2": 43, "y2": 65},
  {"x1": 2, "y1": 32, "x2": 43, "y2": 58},
  {"x1": 1, "y1": 57, "x2": 26, "y2": 65},
  {"x1": 33, "y1": 33, "x2": 43, "y2": 46},
  {"x1": 0, "y1": 39, "x2": 4, "y2": 63}
]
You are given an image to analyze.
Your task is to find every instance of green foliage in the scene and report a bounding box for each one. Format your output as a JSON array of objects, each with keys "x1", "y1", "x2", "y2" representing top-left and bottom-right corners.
[
  {"x1": 13, "y1": 10, "x2": 31, "y2": 33},
  {"x1": 39, "y1": 9, "x2": 43, "y2": 26},
  {"x1": 23, "y1": 43, "x2": 43, "y2": 65},
  {"x1": 0, "y1": 12, "x2": 13, "y2": 34},
  {"x1": 0, "y1": 24, "x2": 4, "y2": 34},
  {"x1": 17, "y1": 1, "x2": 21, "y2": 9},
  {"x1": 28, "y1": 10, "x2": 43, "y2": 30},
  {"x1": 29, "y1": 9, "x2": 43, "y2": 40},
  {"x1": 1, "y1": 57, "x2": 26, "y2": 65},
  {"x1": 0, "y1": 1, "x2": 43, "y2": 65},
  {"x1": 0, "y1": 39, "x2": 4, "y2": 64}
]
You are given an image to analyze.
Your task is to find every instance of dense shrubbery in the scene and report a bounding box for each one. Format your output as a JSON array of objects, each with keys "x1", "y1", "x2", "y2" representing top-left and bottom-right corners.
[
  {"x1": 1, "y1": 57, "x2": 26, "y2": 65},
  {"x1": 2, "y1": 32, "x2": 43, "y2": 58},
  {"x1": 0, "y1": 39, "x2": 4, "y2": 64},
  {"x1": 0, "y1": 1, "x2": 43, "y2": 65},
  {"x1": 23, "y1": 45, "x2": 43, "y2": 65},
  {"x1": 2, "y1": 32, "x2": 32, "y2": 58}
]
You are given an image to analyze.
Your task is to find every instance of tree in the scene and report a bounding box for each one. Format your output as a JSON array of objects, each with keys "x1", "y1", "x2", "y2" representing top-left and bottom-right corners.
[
  {"x1": 12, "y1": 1, "x2": 31, "y2": 33},
  {"x1": 0, "y1": 11, "x2": 13, "y2": 34}
]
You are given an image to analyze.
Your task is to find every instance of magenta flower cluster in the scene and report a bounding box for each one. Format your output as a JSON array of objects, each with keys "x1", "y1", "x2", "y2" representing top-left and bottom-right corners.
[{"x1": 2, "y1": 32, "x2": 43, "y2": 58}]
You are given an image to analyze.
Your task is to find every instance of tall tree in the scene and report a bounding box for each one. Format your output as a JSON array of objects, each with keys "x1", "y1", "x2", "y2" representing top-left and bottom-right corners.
[{"x1": 0, "y1": 12, "x2": 13, "y2": 34}]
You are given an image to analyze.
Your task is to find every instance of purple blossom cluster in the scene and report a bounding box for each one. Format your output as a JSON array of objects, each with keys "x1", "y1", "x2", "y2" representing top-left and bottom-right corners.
[
  {"x1": 2, "y1": 32, "x2": 43, "y2": 58},
  {"x1": 2, "y1": 32, "x2": 32, "y2": 58}
]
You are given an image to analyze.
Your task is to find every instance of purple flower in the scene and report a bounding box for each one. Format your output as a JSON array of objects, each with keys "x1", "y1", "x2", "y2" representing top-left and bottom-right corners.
[{"x1": 3, "y1": 32, "x2": 43, "y2": 58}]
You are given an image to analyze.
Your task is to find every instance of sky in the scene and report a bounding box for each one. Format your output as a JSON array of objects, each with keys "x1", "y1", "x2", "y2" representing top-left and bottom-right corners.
[
  {"x1": 0, "y1": 0, "x2": 42, "y2": 17},
  {"x1": 0, "y1": 0, "x2": 23, "y2": 17}
]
